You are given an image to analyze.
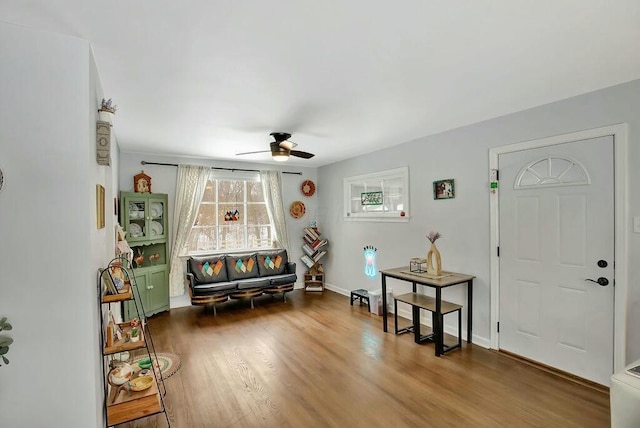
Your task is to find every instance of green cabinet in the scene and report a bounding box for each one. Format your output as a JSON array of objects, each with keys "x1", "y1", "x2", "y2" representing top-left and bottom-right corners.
[
  {"x1": 121, "y1": 192, "x2": 170, "y2": 318},
  {"x1": 125, "y1": 265, "x2": 169, "y2": 319}
]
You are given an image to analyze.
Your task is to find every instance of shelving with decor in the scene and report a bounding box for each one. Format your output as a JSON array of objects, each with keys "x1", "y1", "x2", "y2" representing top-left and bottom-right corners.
[
  {"x1": 98, "y1": 259, "x2": 170, "y2": 427},
  {"x1": 301, "y1": 226, "x2": 328, "y2": 292},
  {"x1": 120, "y1": 192, "x2": 170, "y2": 319}
]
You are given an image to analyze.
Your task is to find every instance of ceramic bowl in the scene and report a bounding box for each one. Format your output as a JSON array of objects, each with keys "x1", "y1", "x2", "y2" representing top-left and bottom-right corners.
[
  {"x1": 108, "y1": 364, "x2": 134, "y2": 386},
  {"x1": 138, "y1": 357, "x2": 152, "y2": 370},
  {"x1": 129, "y1": 376, "x2": 153, "y2": 392}
]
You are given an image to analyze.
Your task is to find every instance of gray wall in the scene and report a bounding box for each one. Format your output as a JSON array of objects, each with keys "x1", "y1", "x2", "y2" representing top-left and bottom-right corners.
[
  {"x1": 0, "y1": 22, "x2": 117, "y2": 427},
  {"x1": 118, "y1": 153, "x2": 319, "y2": 291},
  {"x1": 318, "y1": 79, "x2": 640, "y2": 361}
]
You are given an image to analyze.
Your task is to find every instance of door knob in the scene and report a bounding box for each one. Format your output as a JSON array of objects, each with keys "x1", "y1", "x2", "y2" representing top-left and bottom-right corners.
[{"x1": 585, "y1": 277, "x2": 609, "y2": 286}]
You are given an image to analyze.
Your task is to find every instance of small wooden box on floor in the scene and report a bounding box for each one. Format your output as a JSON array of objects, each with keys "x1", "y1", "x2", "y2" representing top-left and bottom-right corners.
[{"x1": 304, "y1": 273, "x2": 324, "y2": 292}]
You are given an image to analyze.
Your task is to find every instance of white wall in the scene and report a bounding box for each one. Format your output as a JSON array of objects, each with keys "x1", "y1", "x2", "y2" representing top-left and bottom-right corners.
[
  {"x1": 0, "y1": 22, "x2": 116, "y2": 427},
  {"x1": 118, "y1": 153, "x2": 318, "y2": 293},
  {"x1": 319, "y1": 79, "x2": 640, "y2": 361}
]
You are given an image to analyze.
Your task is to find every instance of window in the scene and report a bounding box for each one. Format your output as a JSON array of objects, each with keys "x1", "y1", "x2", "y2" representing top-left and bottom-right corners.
[
  {"x1": 343, "y1": 166, "x2": 409, "y2": 222},
  {"x1": 185, "y1": 174, "x2": 273, "y2": 253}
]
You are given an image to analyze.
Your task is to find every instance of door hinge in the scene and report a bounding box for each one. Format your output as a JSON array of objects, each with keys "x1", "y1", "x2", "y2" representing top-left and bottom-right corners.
[
  {"x1": 497, "y1": 322, "x2": 500, "y2": 333},
  {"x1": 496, "y1": 170, "x2": 499, "y2": 181},
  {"x1": 497, "y1": 246, "x2": 500, "y2": 257}
]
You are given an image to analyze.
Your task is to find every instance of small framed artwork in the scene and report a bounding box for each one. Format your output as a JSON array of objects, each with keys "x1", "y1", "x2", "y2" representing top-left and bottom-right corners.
[
  {"x1": 433, "y1": 179, "x2": 455, "y2": 200},
  {"x1": 361, "y1": 191, "x2": 383, "y2": 206},
  {"x1": 96, "y1": 184, "x2": 105, "y2": 228}
]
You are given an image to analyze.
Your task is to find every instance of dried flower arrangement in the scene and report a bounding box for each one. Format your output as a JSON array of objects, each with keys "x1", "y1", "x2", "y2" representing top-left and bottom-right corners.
[
  {"x1": 427, "y1": 231, "x2": 442, "y2": 244},
  {"x1": 99, "y1": 98, "x2": 117, "y2": 114}
]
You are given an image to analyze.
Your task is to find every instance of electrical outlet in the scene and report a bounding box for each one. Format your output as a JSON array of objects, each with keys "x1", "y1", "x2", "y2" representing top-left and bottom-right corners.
[{"x1": 634, "y1": 216, "x2": 640, "y2": 233}]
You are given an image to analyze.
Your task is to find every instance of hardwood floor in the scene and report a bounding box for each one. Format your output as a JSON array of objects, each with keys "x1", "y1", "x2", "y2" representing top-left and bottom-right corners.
[{"x1": 119, "y1": 290, "x2": 610, "y2": 427}]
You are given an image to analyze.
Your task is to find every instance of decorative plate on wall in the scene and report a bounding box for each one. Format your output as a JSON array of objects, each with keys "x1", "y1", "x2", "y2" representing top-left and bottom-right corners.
[
  {"x1": 289, "y1": 201, "x2": 306, "y2": 219},
  {"x1": 301, "y1": 180, "x2": 316, "y2": 197}
]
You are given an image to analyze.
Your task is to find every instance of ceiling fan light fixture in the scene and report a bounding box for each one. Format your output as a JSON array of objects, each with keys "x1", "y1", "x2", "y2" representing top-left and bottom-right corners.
[
  {"x1": 270, "y1": 141, "x2": 289, "y2": 162},
  {"x1": 272, "y1": 151, "x2": 289, "y2": 162}
]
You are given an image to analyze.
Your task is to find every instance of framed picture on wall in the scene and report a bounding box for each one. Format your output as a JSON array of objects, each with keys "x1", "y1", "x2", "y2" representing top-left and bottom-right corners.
[
  {"x1": 96, "y1": 184, "x2": 105, "y2": 228},
  {"x1": 433, "y1": 179, "x2": 455, "y2": 200}
]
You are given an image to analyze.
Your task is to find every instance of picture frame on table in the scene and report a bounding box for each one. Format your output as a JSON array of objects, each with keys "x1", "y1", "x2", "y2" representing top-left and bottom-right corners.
[{"x1": 433, "y1": 179, "x2": 455, "y2": 200}]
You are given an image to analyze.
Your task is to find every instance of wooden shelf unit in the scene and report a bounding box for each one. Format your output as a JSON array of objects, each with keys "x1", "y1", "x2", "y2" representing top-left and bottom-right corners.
[
  {"x1": 101, "y1": 282, "x2": 132, "y2": 303},
  {"x1": 107, "y1": 371, "x2": 163, "y2": 426},
  {"x1": 301, "y1": 226, "x2": 328, "y2": 292},
  {"x1": 98, "y1": 259, "x2": 170, "y2": 427},
  {"x1": 304, "y1": 273, "x2": 325, "y2": 292}
]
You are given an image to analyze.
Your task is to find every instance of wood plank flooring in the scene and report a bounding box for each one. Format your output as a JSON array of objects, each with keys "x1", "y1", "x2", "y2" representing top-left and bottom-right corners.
[{"x1": 118, "y1": 290, "x2": 610, "y2": 427}]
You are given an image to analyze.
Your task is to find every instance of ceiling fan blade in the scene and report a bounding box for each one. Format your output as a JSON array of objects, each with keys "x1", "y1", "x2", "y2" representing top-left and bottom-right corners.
[
  {"x1": 236, "y1": 150, "x2": 270, "y2": 156},
  {"x1": 278, "y1": 140, "x2": 298, "y2": 150},
  {"x1": 290, "y1": 150, "x2": 315, "y2": 159}
]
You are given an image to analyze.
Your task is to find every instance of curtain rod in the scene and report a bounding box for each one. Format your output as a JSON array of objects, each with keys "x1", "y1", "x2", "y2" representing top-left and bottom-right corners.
[{"x1": 140, "y1": 161, "x2": 302, "y2": 175}]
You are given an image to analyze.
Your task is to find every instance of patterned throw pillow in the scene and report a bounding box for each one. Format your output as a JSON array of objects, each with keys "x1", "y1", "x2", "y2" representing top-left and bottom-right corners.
[
  {"x1": 257, "y1": 250, "x2": 288, "y2": 276},
  {"x1": 226, "y1": 253, "x2": 259, "y2": 280},
  {"x1": 189, "y1": 255, "x2": 228, "y2": 284}
]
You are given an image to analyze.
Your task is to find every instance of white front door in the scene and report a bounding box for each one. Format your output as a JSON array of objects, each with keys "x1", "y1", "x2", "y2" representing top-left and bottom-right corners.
[{"x1": 498, "y1": 136, "x2": 614, "y2": 385}]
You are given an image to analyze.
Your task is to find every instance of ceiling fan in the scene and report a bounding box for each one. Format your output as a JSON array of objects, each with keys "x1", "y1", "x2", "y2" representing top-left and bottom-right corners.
[{"x1": 236, "y1": 132, "x2": 315, "y2": 162}]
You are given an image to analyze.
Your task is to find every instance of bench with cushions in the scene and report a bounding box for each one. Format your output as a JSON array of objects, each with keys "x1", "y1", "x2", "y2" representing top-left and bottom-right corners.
[{"x1": 186, "y1": 249, "x2": 297, "y2": 313}]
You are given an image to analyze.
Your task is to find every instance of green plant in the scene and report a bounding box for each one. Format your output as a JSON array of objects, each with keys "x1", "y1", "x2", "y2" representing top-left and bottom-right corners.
[
  {"x1": 0, "y1": 316, "x2": 13, "y2": 366},
  {"x1": 131, "y1": 327, "x2": 139, "y2": 337}
]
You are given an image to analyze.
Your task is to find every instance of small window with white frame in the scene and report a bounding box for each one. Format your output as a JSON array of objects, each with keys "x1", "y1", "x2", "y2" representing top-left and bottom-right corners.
[{"x1": 343, "y1": 167, "x2": 409, "y2": 221}]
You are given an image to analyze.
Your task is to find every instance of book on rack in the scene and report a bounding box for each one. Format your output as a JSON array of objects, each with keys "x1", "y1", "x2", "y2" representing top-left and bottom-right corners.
[
  {"x1": 313, "y1": 250, "x2": 327, "y2": 262},
  {"x1": 311, "y1": 239, "x2": 328, "y2": 250},
  {"x1": 302, "y1": 244, "x2": 315, "y2": 257},
  {"x1": 304, "y1": 227, "x2": 319, "y2": 240},
  {"x1": 300, "y1": 254, "x2": 316, "y2": 269}
]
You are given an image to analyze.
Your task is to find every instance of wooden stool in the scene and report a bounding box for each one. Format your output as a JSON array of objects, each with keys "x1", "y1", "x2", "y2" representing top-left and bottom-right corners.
[
  {"x1": 393, "y1": 292, "x2": 462, "y2": 355},
  {"x1": 350, "y1": 289, "x2": 370, "y2": 311}
]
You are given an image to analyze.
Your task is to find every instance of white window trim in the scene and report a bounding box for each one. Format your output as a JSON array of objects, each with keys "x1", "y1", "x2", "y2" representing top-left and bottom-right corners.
[
  {"x1": 343, "y1": 166, "x2": 409, "y2": 222},
  {"x1": 185, "y1": 173, "x2": 273, "y2": 254},
  {"x1": 514, "y1": 156, "x2": 590, "y2": 189}
]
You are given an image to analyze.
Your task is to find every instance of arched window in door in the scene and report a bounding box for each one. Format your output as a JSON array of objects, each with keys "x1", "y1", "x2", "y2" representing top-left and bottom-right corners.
[{"x1": 514, "y1": 156, "x2": 590, "y2": 189}]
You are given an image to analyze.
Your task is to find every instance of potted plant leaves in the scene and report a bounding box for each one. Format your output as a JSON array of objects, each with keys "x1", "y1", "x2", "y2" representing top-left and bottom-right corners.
[
  {"x1": 129, "y1": 317, "x2": 140, "y2": 342},
  {"x1": 0, "y1": 316, "x2": 13, "y2": 366}
]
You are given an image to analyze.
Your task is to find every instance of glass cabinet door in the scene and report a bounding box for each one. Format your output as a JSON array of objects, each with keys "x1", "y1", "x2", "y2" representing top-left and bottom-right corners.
[
  {"x1": 123, "y1": 194, "x2": 167, "y2": 242},
  {"x1": 126, "y1": 197, "x2": 148, "y2": 241}
]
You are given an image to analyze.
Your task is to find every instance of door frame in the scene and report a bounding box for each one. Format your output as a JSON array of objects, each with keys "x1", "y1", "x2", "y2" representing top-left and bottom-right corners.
[{"x1": 489, "y1": 123, "x2": 629, "y2": 374}]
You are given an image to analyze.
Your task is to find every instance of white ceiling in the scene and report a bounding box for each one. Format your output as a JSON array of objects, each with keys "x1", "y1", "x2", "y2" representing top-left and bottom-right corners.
[{"x1": 3, "y1": 1, "x2": 640, "y2": 167}]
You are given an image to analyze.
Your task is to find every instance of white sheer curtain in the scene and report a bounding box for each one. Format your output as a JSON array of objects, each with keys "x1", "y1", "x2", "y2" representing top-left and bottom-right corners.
[
  {"x1": 169, "y1": 165, "x2": 211, "y2": 296},
  {"x1": 260, "y1": 170, "x2": 290, "y2": 254}
]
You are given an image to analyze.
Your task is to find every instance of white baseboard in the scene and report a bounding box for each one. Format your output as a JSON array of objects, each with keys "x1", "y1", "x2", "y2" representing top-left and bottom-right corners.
[
  {"x1": 324, "y1": 282, "x2": 349, "y2": 295},
  {"x1": 170, "y1": 293, "x2": 191, "y2": 309}
]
